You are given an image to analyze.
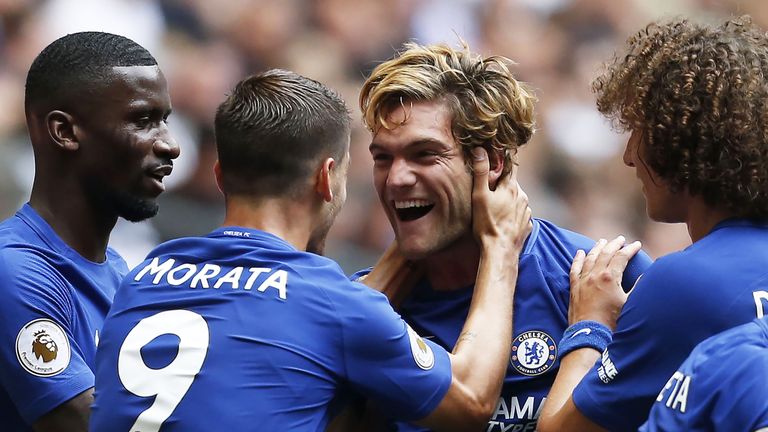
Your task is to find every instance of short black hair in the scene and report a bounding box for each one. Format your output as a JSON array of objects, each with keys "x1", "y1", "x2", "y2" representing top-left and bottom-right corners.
[
  {"x1": 25, "y1": 31, "x2": 157, "y2": 111},
  {"x1": 214, "y1": 69, "x2": 351, "y2": 198}
]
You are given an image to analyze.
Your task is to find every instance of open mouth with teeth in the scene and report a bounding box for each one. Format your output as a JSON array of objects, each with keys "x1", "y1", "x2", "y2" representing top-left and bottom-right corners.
[{"x1": 394, "y1": 200, "x2": 435, "y2": 222}]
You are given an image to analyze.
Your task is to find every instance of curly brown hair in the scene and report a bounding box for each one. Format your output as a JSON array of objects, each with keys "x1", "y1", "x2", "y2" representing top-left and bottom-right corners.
[
  {"x1": 594, "y1": 16, "x2": 768, "y2": 219},
  {"x1": 359, "y1": 42, "x2": 536, "y2": 174}
]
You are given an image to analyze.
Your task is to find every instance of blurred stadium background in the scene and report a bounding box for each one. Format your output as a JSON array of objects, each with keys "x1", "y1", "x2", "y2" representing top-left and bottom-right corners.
[{"x1": 0, "y1": 0, "x2": 762, "y2": 271}]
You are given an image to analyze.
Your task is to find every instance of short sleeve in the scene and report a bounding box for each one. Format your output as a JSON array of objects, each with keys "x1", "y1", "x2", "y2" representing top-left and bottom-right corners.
[
  {"x1": 330, "y1": 282, "x2": 452, "y2": 421},
  {"x1": 0, "y1": 249, "x2": 94, "y2": 424},
  {"x1": 572, "y1": 257, "x2": 736, "y2": 431},
  {"x1": 622, "y1": 250, "x2": 652, "y2": 292}
]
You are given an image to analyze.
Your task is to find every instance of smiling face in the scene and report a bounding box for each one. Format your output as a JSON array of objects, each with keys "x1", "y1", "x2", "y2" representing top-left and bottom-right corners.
[
  {"x1": 623, "y1": 129, "x2": 687, "y2": 223},
  {"x1": 77, "y1": 65, "x2": 180, "y2": 221},
  {"x1": 370, "y1": 99, "x2": 473, "y2": 259}
]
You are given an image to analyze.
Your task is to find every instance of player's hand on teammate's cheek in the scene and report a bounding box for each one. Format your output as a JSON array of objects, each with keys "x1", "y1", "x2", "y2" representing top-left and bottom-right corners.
[
  {"x1": 568, "y1": 236, "x2": 642, "y2": 329},
  {"x1": 470, "y1": 147, "x2": 532, "y2": 253},
  {"x1": 363, "y1": 242, "x2": 423, "y2": 307}
]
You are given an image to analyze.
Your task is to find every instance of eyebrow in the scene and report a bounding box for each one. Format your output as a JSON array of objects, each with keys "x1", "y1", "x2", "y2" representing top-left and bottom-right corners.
[{"x1": 369, "y1": 138, "x2": 451, "y2": 152}]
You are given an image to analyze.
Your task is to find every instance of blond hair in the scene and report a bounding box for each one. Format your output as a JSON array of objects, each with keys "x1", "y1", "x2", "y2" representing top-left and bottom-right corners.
[{"x1": 360, "y1": 42, "x2": 536, "y2": 172}]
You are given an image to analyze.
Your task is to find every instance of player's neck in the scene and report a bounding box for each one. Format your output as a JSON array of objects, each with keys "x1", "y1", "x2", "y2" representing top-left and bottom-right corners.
[
  {"x1": 686, "y1": 198, "x2": 737, "y2": 243},
  {"x1": 29, "y1": 182, "x2": 116, "y2": 263},
  {"x1": 222, "y1": 196, "x2": 313, "y2": 252},
  {"x1": 423, "y1": 233, "x2": 481, "y2": 291}
]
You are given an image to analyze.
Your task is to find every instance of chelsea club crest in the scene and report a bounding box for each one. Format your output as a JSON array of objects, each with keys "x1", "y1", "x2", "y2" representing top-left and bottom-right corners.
[{"x1": 511, "y1": 330, "x2": 557, "y2": 376}]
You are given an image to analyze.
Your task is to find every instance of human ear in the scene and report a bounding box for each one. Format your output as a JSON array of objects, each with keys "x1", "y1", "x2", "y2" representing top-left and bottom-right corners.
[
  {"x1": 213, "y1": 160, "x2": 224, "y2": 193},
  {"x1": 486, "y1": 147, "x2": 504, "y2": 190},
  {"x1": 46, "y1": 110, "x2": 79, "y2": 151},
  {"x1": 315, "y1": 158, "x2": 336, "y2": 203}
]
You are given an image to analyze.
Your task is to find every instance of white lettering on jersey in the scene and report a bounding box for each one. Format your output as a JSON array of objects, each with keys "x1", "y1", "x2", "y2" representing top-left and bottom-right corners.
[
  {"x1": 167, "y1": 264, "x2": 197, "y2": 285},
  {"x1": 597, "y1": 349, "x2": 618, "y2": 383},
  {"x1": 492, "y1": 396, "x2": 545, "y2": 422},
  {"x1": 486, "y1": 420, "x2": 538, "y2": 431},
  {"x1": 214, "y1": 267, "x2": 243, "y2": 289},
  {"x1": 655, "y1": 371, "x2": 690, "y2": 413},
  {"x1": 754, "y1": 290, "x2": 768, "y2": 318},
  {"x1": 190, "y1": 264, "x2": 222, "y2": 288},
  {"x1": 256, "y1": 270, "x2": 288, "y2": 299},
  {"x1": 222, "y1": 230, "x2": 250, "y2": 237},
  {"x1": 133, "y1": 259, "x2": 288, "y2": 300},
  {"x1": 134, "y1": 257, "x2": 176, "y2": 284},
  {"x1": 244, "y1": 268, "x2": 271, "y2": 290}
]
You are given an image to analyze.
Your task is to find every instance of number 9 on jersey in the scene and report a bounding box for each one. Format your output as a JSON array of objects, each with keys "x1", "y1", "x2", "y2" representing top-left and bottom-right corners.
[{"x1": 117, "y1": 309, "x2": 210, "y2": 432}]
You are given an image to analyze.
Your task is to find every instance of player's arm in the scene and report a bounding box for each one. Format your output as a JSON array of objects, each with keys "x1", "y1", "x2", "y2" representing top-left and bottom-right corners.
[
  {"x1": 415, "y1": 147, "x2": 532, "y2": 431},
  {"x1": 359, "y1": 242, "x2": 423, "y2": 308},
  {"x1": 537, "y1": 236, "x2": 641, "y2": 432},
  {"x1": 32, "y1": 388, "x2": 92, "y2": 432},
  {"x1": 0, "y1": 255, "x2": 96, "y2": 431}
]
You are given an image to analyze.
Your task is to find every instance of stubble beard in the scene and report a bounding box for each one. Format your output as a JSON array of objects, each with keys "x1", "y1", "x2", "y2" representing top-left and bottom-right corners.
[{"x1": 85, "y1": 180, "x2": 159, "y2": 222}]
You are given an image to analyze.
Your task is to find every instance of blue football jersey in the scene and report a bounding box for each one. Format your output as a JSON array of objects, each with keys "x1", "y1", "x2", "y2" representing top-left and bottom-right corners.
[
  {"x1": 91, "y1": 227, "x2": 452, "y2": 432},
  {"x1": 640, "y1": 316, "x2": 768, "y2": 432},
  {"x1": 573, "y1": 219, "x2": 768, "y2": 431},
  {"x1": 0, "y1": 204, "x2": 126, "y2": 431},
  {"x1": 353, "y1": 218, "x2": 652, "y2": 431}
]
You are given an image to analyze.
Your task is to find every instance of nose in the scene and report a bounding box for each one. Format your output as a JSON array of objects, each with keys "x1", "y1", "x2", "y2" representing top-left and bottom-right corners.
[
  {"x1": 386, "y1": 158, "x2": 416, "y2": 188},
  {"x1": 153, "y1": 133, "x2": 180, "y2": 160},
  {"x1": 622, "y1": 142, "x2": 633, "y2": 167},
  {"x1": 623, "y1": 134, "x2": 636, "y2": 168}
]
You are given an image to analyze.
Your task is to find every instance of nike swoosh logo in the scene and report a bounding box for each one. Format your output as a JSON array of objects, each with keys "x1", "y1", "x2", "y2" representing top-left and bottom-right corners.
[{"x1": 571, "y1": 328, "x2": 591, "y2": 338}]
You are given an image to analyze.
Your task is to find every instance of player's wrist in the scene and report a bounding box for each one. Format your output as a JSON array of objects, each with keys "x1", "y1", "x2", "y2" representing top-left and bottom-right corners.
[
  {"x1": 558, "y1": 321, "x2": 613, "y2": 358},
  {"x1": 479, "y1": 240, "x2": 521, "y2": 263}
]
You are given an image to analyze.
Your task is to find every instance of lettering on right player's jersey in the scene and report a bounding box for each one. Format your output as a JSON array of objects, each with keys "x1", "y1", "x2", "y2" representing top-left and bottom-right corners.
[
  {"x1": 597, "y1": 349, "x2": 618, "y2": 383},
  {"x1": 754, "y1": 290, "x2": 768, "y2": 318},
  {"x1": 655, "y1": 371, "x2": 690, "y2": 413},
  {"x1": 134, "y1": 257, "x2": 289, "y2": 300}
]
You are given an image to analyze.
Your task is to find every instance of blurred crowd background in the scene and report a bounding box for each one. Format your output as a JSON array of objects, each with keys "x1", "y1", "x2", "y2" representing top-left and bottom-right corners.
[{"x1": 0, "y1": 0, "x2": 764, "y2": 271}]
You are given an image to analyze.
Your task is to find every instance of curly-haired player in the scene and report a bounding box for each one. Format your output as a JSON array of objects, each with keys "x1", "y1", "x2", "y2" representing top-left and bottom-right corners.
[
  {"x1": 538, "y1": 16, "x2": 768, "y2": 432},
  {"x1": 354, "y1": 42, "x2": 651, "y2": 431}
]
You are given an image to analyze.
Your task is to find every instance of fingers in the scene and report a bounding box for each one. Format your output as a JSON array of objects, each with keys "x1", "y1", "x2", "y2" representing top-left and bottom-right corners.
[
  {"x1": 609, "y1": 240, "x2": 642, "y2": 270},
  {"x1": 471, "y1": 147, "x2": 490, "y2": 197},
  {"x1": 494, "y1": 159, "x2": 518, "y2": 192},
  {"x1": 570, "y1": 249, "x2": 586, "y2": 286},
  {"x1": 594, "y1": 236, "x2": 626, "y2": 269},
  {"x1": 578, "y1": 236, "x2": 641, "y2": 281},
  {"x1": 581, "y1": 238, "x2": 607, "y2": 275}
]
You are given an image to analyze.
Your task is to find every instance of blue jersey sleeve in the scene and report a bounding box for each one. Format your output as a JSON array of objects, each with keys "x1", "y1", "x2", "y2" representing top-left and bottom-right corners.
[
  {"x1": 640, "y1": 320, "x2": 768, "y2": 432},
  {"x1": 571, "y1": 254, "x2": 753, "y2": 431},
  {"x1": 0, "y1": 249, "x2": 94, "y2": 424},
  {"x1": 330, "y1": 281, "x2": 452, "y2": 421},
  {"x1": 622, "y1": 250, "x2": 652, "y2": 292}
]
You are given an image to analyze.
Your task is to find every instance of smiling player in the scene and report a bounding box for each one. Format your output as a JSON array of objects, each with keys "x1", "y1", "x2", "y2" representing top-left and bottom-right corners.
[{"x1": 355, "y1": 42, "x2": 651, "y2": 431}]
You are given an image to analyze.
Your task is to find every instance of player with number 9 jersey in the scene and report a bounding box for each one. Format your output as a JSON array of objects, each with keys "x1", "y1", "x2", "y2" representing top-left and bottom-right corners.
[
  {"x1": 92, "y1": 68, "x2": 533, "y2": 432},
  {"x1": 90, "y1": 228, "x2": 453, "y2": 432}
]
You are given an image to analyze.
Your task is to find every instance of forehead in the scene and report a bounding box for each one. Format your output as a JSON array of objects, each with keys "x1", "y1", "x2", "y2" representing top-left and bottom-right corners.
[
  {"x1": 370, "y1": 99, "x2": 456, "y2": 151},
  {"x1": 96, "y1": 65, "x2": 171, "y2": 111}
]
